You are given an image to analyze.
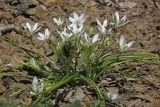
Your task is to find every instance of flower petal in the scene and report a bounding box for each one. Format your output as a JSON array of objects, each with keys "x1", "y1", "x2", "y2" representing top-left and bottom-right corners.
[
  {"x1": 78, "y1": 25, "x2": 83, "y2": 32},
  {"x1": 53, "y1": 18, "x2": 57, "y2": 23},
  {"x1": 121, "y1": 15, "x2": 127, "y2": 23},
  {"x1": 115, "y1": 11, "x2": 120, "y2": 23},
  {"x1": 33, "y1": 23, "x2": 38, "y2": 32},
  {"x1": 26, "y1": 23, "x2": 31, "y2": 31},
  {"x1": 92, "y1": 33, "x2": 99, "y2": 43},
  {"x1": 69, "y1": 17, "x2": 75, "y2": 23},
  {"x1": 38, "y1": 32, "x2": 45, "y2": 40},
  {"x1": 45, "y1": 28, "x2": 50, "y2": 38},
  {"x1": 103, "y1": 19, "x2": 107, "y2": 27},
  {"x1": 96, "y1": 18, "x2": 102, "y2": 26},
  {"x1": 32, "y1": 76, "x2": 38, "y2": 92},
  {"x1": 119, "y1": 36, "x2": 126, "y2": 49},
  {"x1": 127, "y1": 41, "x2": 133, "y2": 48},
  {"x1": 73, "y1": 12, "x2": 78, "y2": 19}
]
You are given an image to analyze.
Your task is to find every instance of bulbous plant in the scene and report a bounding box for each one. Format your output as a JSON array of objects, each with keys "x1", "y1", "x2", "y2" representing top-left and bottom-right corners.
[{"x1": 0, "y1": 12, "x2": 159, "y2": 105}]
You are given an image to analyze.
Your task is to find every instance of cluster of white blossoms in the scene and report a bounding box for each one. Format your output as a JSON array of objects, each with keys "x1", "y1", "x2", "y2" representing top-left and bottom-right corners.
[
  {"x1": 23, "y1": 22, "x2": 50, "y2": 41},
  {"x1": 23, "y1": 12, "x2": 132, "y2": 49},
  {"x1": 56, "y1": 12, "x2": 86, "y2": 41},
  {"x1": 23, "y1": 12, "x2": 133, "y2": 93}
]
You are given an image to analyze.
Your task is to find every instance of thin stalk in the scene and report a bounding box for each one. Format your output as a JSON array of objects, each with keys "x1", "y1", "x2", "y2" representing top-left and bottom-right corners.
[
  {"x1": 0, "y1": 72, "x2": 32, "y2": 78},
  {"x1": 79, "y1": 75, "x2": 104, "y2": 99},
  {"x1": 74, "y1": 51, "x2": 80, "y2": 72},
  {"x1": 29, "y1": 33, "x2": 34, "y2": 45},
  {"x1": 9, "y1": 88, "x2": 29, "y2": 97}
]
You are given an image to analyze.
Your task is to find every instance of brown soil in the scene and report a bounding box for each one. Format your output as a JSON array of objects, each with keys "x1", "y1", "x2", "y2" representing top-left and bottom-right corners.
[{"x1": 0, "y1": 0, "x2": 160, "y2": 107}]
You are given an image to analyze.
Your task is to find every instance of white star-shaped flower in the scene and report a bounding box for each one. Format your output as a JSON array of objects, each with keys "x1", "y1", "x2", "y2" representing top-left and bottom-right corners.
[{"x1": 38, "y1": 28, "x2": 50, "y2": 41}]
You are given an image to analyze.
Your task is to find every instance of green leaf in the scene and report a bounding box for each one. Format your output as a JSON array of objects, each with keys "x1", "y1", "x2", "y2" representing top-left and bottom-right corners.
[
  {"x1": 68, "y1": 100, "x2": 81, "y2": 107},
  {"x1": 88, "y1": 100, "x2": 105, "y2": 107},
  {"x1": 0, "y1": 98, "x2": 18, "y2": 107}
]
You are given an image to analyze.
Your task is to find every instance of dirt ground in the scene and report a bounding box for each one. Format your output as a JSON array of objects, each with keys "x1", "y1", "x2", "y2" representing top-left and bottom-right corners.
[{"x1": 0, "y1": 0, "x2": 160, "y2": 107}]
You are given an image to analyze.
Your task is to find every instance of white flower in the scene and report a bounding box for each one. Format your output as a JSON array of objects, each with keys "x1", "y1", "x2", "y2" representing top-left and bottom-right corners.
[
  {"x1": 69, "y1": 12, "x2": 86, "y2": 26},
  {"x1": 53, "y1": 17, "x2": 64, "y2": 27},
  {"x1": 69, "y1": 24, "x2": 84, "y2": 35},
  {"x1": 108, "y1": 93, "x2": 118, "y2": 100},
  {"x1": 31, "y1": 76, "x2": 44, "y2": 94},
  {"x1": 84, "y1": 32, "x2": 100, "y2": 44},
  {"x1": 118, "y1": 35, "x2": 133, "y2": 51},
  {"x1": 96, "y1": 19, "x2": 111, "y2": 34},
  {"x1": 38, "y1": 28, "x2": 50, "y2": 41},
  {"x1": 23, "y1": 22, "x2": 41, "y2": 34},
  {"x1": 57, "y1": 27, "x2": 73, "y2": 42},
  {"x1": 112, "y1": 11, "x2": 127, "y2": 27}
]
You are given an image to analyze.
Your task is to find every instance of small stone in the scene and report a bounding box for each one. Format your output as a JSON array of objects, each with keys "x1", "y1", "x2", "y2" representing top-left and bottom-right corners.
[
  {"x1": 3, "y1": 77, "x2": 15, "y2": 88},
  {"x1": 28, "y1": 0, "x2": 40, "y2": 6},
  {"x1": 35, "y1": 5, "x2": 47, "y2": 19},
  {"x1": 64, "y1": 90, "x2": 74, "y2": 102},
  {"x1": 27, "y1": 7, "x2": 37, "y2": 15},
  {"x1": 73, "y1": 88, "x2": 85, "y2": 101},
  {"x1": 18, "y1": 92, "x2": 30, "y2": 99},
  {"x1": 0, "y1": 79, "x2": 6, "y2": 94},
  {"x1": 83, "y1": 95, "x2": 93, "y2": 106},
  {"x1": 10, "y1": 83, "x2": 27, "y2": 89}
]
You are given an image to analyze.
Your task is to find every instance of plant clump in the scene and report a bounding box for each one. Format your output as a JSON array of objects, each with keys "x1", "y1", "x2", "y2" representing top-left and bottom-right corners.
[{"x1": 1, "y1": 11, "x2": 159, "y2": 106}]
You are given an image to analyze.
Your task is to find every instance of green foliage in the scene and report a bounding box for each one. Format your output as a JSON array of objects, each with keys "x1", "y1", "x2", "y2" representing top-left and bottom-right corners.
[
  {"x1": 0, "y1": 98, "x2": 53, "y2": 107},
  {"x1": 30, "y1": 100, "x2": 52, "y2": 107},
  {"x1": 68, "y1": 100, "x2": 81, "y2": 107},
  {"x1": 68, "y1": 100, "x2": 106, "y2": 107},
  {"x1": 88, "y1": 100, "x2": 106, "y2": 107},
  {"x1": 0, "y1": 98, "x2": 18, "y2": 107}
]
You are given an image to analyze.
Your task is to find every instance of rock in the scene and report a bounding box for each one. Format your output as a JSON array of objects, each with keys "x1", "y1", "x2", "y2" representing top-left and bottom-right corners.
[
  {"x1": 73, "y1": 88, "x2": 85, "y2": 101},
  {"x1": 119, "y1": 2, "x2": 137, "y2": 9},
  {"x1": 0, "y1": 79, "x2": 6, "y2": 94},
  {"x1": 67, "y1": 88, "x2": 86, "y2": 103},
  {"x1": 84, "y1": 95, "x2": 93, "y2": 104},
  {"x1": 0, "y1": 1, "x2": 5, "y2": 9},
  {"x1": 38, "y1": 0, "x2": 46, "y2": 3},
  {"x1": 26, "y1": 7, "x2": 37, "y2": 15},
  {"x1": 64, "y1": 90, "x2": 74, "y2": 102},
  {"x1": 3, "y1": 77, "x2": 16, "y2": 88},
  {"x1": 18, "y1": 92, "x2": 30, "y2": 99},
  {"x1": 26, "y1": 5, "x2": 47, "y2": 18},
  {"x1": 10, "y1": 83, "x2": 28, "y2": 89},
  {"x1": 35, "y1": 5, "x2": 47, "y2": 19},
  {"x1": 28, "y1": 0, "x2": 40, "y2": 6}
]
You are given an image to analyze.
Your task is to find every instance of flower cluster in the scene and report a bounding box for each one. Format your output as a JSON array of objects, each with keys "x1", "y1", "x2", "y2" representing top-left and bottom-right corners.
[
  {"x1": 23, "y1": 12, "x2": 132, "y2": 50},
  {"x1": 22, "y1": 12, "x2": 134, "y2": 100}
]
